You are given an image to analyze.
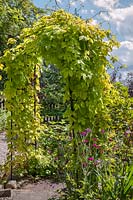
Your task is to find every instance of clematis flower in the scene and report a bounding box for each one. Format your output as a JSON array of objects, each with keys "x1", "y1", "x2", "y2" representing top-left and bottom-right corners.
[{"x1": 88, "y1": 157, "x2": 94, "y2": 161}]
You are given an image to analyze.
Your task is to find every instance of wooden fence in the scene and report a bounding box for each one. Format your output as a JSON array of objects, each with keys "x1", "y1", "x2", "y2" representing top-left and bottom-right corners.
[
  {"x1": 0, "y1": 98, "x2": 64, "y2": 122},
  {"x1": 43, "y1": 103, "x2": 65, "y2": 122}
]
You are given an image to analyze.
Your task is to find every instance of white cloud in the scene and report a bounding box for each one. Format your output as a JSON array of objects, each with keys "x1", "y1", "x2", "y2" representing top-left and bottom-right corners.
[
  {"x1": 93, "y1": 0, "x2": 119, "y2": 10},
  {"x1": 69, "y1": 1, "x2": 76, "y2": 6},
  {"x1": 82, "y1": 1, "x2": 133, "y2": 73},
  {"x1": 113, "y1": 41, "x2": 133, "y2": 66},
  {"x1": 98, "y1": 5, "x2": 133, "y2": 41},
  {"x1": 81, "y1": 9, "x2": 88, "y2": 14},
  {"x1": 90, "y1": 19, "x2": 98, "y2": 25},
  {"x1": 120, "y1": 41, "x2": 133, "y2": 50},
  {"x1": 110, "y1": 6, "x2": 133, "y2": 40},
  {"x1": 90, "y1": 9, "x2": 95, "y2": 14},
  {"x1": 80, "y1": 0, "x2": 86, "y2": 3},
  {"x1": 56, "y1": 0, "x2": 62, "y2": 3}
]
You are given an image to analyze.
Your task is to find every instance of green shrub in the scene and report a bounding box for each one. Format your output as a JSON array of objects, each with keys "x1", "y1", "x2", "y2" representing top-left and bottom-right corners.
[{"x1": 0, "y1": 108, "x2": 10, "y2": 132}]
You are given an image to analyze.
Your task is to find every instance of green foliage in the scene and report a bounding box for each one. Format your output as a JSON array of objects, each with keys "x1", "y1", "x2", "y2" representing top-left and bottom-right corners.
[
  {"x1": 37, "y1": 122, "x2": 132, "y2": 200},
  {"x1": 108, "y1": 82, "x2": 132, "y2": 132},
  {"x1": 0, "y1": 0, "x2": 43, "y2": 54},
  {"x1": 0, "y1": 108, "x2": 10, "y2": 132},
  {"x1": 20, "y1": 120, "x2": 69, "y2": 178},
  {"x1": 1, "y1": 9, "x2": 131, "y2": 200},
  {"x1": 40, "y1": 64, "x2": 66, "y2": 117},
  {"x1": 26, "y1": 150, "x2": 52, "y2": 177},
  {"x1": 39, "y1": 121, "x2": 69, "y2": 177},
  {"x1": 0, "y1": 0, "x2": 44, "y2": 90}
]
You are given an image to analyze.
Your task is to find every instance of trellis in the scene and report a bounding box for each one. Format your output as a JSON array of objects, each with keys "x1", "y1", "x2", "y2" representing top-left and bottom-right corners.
[{"x1": 0, "y1": 10, "x2": 118, "y2": 180}]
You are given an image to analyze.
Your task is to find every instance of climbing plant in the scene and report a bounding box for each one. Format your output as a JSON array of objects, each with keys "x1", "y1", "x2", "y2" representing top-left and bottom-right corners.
[{"x1": 0, "y1": 9, "x2": 119, "y2": 191}]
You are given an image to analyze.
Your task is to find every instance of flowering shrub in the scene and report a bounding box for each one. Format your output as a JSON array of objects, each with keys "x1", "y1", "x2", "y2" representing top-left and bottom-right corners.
[{"x1": 61, "y1": 126, "x2": 133, "y2": 199}]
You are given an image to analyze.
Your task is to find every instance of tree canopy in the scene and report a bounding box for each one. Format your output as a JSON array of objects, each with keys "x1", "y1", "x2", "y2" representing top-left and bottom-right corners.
[{"x1": 0, "y1": 0, "x2": 44, "y2": 90}]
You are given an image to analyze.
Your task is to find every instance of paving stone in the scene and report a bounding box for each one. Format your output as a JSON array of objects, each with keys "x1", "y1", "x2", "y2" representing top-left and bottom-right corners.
[
  {"x1": 0, "y1": 189, "x2": 11, "y2": 198},
  {"x1": 12, "y1": 190, "x2": 50, "y2": 200},
  {"x1": 5, "y1": 181, "x2": 17, "y2": 190},
  {"x1": 0, "y1": 185, "x2": 4, "y2": 189}
]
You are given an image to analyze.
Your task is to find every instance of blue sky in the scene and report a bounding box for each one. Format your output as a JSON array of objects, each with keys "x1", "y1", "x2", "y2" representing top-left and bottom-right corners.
[{"x1": 33, "y1": 0, "x2": 133, "y2": 79}]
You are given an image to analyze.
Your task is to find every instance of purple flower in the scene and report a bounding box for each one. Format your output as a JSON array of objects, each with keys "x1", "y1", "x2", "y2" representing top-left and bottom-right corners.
[
  {"x1": 92, "y1": 138, "x2": 97, "y2": 141},
  {"x1": 82, "y1": 162, "x2": 88, "y2": 168},
  {"x1": 124, "y1": 130, "x2": 131, "y2": 137},
  {"x1": 95, "y1": 160, "x2": 101, "y2": 164},
  {"x1": 94, "y1": 160, "x2": 101, "y2": 166},
  {"x1": 83, "y1": 139, "x2": 89, "y2": 143},
  {"x1": 86, "y1": 128, "x2": 92, "y2": 133},
  {"x1": 92, "y1": 144, "x2": 100, "y2": 149},
  {"x1": 88, "y1": 157, "x2": 94, "y2": 161},
  {"x1": 96, "y1": 145, "x2": 100, "y2": 149},
  {"x1": 80, "y1": 131, "x2": 87, "y2": 136},
  {"x1": 101, "y1": 129, "x2": 105, "y2": 134}
]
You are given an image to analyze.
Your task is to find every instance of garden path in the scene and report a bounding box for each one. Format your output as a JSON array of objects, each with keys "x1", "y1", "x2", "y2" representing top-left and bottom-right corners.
[
  {"x1": 0, "y1": 132, "x2": 7, "y2": 166},
  {"x1": 0, "y1": 133, "x2": 65, "y2": 199},
  {"x1": 12, "y1": 179, "x2": 64, "y2": 200}
]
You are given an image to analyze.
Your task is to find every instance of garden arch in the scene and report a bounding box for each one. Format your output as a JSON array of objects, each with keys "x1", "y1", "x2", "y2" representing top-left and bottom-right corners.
[{"x1": 1, "y1": 10, "x2": 118, "y2": 175}]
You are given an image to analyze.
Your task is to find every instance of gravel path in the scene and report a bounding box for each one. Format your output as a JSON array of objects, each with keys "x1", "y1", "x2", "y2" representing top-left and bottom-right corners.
[
  {"x1": 15, "y1": 179, "x2": 65, "y2": 199},
  {"x1": 0, "y1": 132, "x2": 8, "y2": 166},
  {"x1": 0, "y1": 133, "x2": 65, "y2": 199}
]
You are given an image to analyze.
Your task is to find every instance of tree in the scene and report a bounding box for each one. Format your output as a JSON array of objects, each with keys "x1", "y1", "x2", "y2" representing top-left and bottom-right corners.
[
  {"x1": 126, "y1": 72, "x2": 133, "y2": 97},
  {"x1": 0, "y1": 0, "x2": 44, "y2": 90},
  {"x1": 0, "y1": 0, "x2": 44, "y2": 55},
  {"x1": 40, "y1": 64, "x2": 65, "y2": 118}
]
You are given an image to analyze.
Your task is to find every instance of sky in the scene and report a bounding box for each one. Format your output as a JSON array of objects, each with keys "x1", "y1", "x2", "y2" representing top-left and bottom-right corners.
[{"x1": 33, "y1": 0, "x2": 133, "y2": 80}]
